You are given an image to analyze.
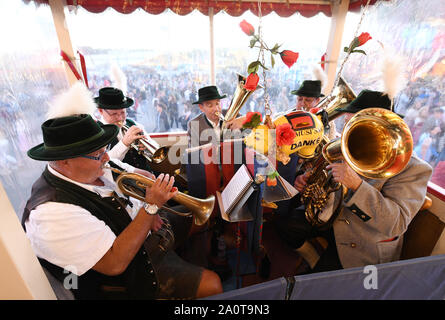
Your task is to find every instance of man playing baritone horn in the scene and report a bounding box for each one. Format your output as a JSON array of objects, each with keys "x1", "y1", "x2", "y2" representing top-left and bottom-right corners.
[
  {"x1": 22, "y1": 86, "x2": 222, "y2": 300},
  {"x1": 275, "y1": 90, "x2": 432, "y2": 273}
]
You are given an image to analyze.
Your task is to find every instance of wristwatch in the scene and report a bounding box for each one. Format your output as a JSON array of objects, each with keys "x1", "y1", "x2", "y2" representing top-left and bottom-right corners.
[{"x1": 143, "y1": 202, "x2": 159, "y2": 215}]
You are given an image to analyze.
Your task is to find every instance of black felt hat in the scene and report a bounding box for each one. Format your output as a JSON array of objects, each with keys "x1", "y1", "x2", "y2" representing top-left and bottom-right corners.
[
  {"x1": 27, "y1": 114, "x2": 119, "y2": 161},
  {"x1": 338, "y1": 89, "x2": 404, "y2": 118},
  {"x1": 94, "y1": 87, "x2": 134, "y2": 109},
  {"x1": 192, "y1": 86, "x2": 227, "y2": 105},
  {"x1": 291, "y1": 80, "x2": 325, "y2": 98}
]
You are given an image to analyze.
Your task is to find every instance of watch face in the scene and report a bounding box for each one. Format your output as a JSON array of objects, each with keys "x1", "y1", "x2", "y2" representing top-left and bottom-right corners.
[{"x1": 144, "y1": 203, "x2": 158, "y2": 215}]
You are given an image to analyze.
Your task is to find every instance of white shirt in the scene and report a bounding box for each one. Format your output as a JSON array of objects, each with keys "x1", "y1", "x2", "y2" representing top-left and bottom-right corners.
[
  {"x1": 99, "y1": 117, "x2": 157, "y2": 162},
  {"x1": 25, "y1": 165, "x2": 144, "y2": 276},
  {"x1": 204, "y1": 114, "x2": 221, "y2": 140}
]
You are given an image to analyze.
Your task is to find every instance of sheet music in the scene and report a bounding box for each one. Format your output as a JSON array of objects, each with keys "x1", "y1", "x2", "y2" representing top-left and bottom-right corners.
[{"x1": 221, "y1": 164, "x2": 252, "y2": 214}]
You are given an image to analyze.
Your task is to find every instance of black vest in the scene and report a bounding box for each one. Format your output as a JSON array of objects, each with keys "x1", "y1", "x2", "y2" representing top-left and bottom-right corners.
[{"x1": 22, "y1": 168, "x2": 158, "y2": 300}]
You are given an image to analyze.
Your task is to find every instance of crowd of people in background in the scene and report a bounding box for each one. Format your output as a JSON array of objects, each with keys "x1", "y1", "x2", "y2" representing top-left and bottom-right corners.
[
  {"x1": 394, "y1": 76, "x2": 445, "y2": 186},
  {"x1": 87, "y1": 64, "x2": 298, "y2": 134}
]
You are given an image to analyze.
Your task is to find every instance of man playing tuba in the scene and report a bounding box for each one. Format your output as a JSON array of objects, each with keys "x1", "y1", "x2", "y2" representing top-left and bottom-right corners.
[{"x1": 275, "y1": 90, "x2": 432, "y2": 272}]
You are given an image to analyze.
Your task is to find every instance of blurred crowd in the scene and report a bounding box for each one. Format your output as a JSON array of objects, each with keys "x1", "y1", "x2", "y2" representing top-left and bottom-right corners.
[
  {"x1": 87, "y1": 64, "x2": 299, "y2": 134},
  {"x1": 394, "y1": 76, "x2": 445, "y2": 187}
]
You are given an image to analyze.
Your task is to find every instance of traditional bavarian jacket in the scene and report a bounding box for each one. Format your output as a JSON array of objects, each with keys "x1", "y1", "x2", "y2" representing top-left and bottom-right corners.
[{"x1": 22, "y1": 166, "x2": 159, "y2": 300}]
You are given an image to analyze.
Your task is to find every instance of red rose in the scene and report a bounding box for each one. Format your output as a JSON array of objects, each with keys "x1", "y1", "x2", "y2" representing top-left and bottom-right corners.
[
  {"x1": 243, "y1": 111, "x2": 263, "y2": 126},
  {"x1": 239, "y1": 20, "x2": 255, "y2": 36},
  {"x1": 279, "y1": 50, "x2": 299, "y2": 68},
  {"x1": 276, "y1": 123, "x2": 296, "y2": 146},
  {"x1": 309, "y1": 107, "x2": 320, "y2": 114},
  {"x1": 266, "y1": 177, "x2": 277, "y2": 187},
  {"x1": 244, "y1": 73, "x2": 259, "y2": 91},
  {"x1": 357, "y1": 32, "x2": 372, "y2": 46}
]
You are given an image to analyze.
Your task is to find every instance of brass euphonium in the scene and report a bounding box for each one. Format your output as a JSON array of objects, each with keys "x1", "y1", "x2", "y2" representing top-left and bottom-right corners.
[
  {"x1": 104, "y1": 165, "x2": 214, "y2": 226},
  {"x1": 302, "y1": 108, "x2": 413, "y2": 228},
  {"x1": 221, "y1": 74, "x2": 263, "y2": 132}
]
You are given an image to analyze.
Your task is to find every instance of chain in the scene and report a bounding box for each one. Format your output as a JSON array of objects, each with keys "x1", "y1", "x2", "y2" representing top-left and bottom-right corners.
[
  {"x1": 257, "y1": 0, "x2": 272, "y2": 116},
  {"x1": 331, "y1": 0, "x2": 372, "y2": 94}
]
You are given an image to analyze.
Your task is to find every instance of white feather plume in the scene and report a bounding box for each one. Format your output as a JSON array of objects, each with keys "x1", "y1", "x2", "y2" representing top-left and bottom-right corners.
[
  {"x1": 381, "y1": 49, "x2": 407, "y2": 101},
  {"x1": 312, "y1": 64, "x2": 328, "y2": 91},
  {"x1": 110, "y1": 62, "x2": 127, "y2": 94},
  {"x1": 46, "y1": 81, "x2": 96, "y2": 120}
]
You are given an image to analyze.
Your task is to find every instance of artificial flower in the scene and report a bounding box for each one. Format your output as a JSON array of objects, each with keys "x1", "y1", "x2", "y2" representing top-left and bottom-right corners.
[
  {"x1": 276, "y1": 123, "x2": 296, "y2": 146},
  {"x1": 357, "y1": 32, "x2": 372, "y2": 46},
  {"x1": 266, "y1": 171, "x2": 279, "y2": 187},
  {"x1": 244, "y1": 72, "x2": 260, "y2": 91},
  {"x1": 239, "y1": 20, "x2": 255, "y2": 36},
  {"x1": 266, "y1": 177, "x2": 277, "y2": 187},
  {"x1": 344, "y1": 32, "x2": 372, "y2": 55},
  {"x1": 240, "y1": 20, "x2": 299, "y2": 78},
  {"x1": 309, "y1": 107, "x2": 320, "y2": 114},
  {"x1": 279, "y1": 50, "x2": 299, "y2": 68},
  {"x1": 242, "y1": 111, "x2": 263, "y2": 129}
]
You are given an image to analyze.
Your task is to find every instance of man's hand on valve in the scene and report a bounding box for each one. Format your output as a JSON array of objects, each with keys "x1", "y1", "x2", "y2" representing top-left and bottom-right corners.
[{"x1": 326, "y1": 161, "x2": 363, "y2": 191}]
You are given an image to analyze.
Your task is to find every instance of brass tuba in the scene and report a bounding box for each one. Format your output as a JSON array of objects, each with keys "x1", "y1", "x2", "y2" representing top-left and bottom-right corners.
[
  {"x1": 104, "y1": 165, "x2": 214, "y2": 226},
  {"x1": 302, "y1": 108, "x2": 413, "y2": 228}
]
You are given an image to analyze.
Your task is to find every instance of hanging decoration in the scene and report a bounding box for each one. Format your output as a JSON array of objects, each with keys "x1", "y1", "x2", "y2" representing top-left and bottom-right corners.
[{"x1": 60, "y1": 50, "x2": 89, "y2": 88}]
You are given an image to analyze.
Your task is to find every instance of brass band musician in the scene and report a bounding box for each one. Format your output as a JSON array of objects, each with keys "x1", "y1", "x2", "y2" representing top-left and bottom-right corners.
[
  {"x1": 95, "y1": 87, "x2": 158, "y2": 172},
  {"x1": 21, "y1": 85, "x2": 222, "y2": 299},
  {"x1": 275, "y1": 90, "x2": 432, "y2": 272}
]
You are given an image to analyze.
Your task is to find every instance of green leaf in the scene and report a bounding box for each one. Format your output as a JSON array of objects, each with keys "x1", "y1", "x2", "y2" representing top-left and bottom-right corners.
[
  {"x1": 352, "y1": 49, "x2": 367, "y2": 55},
  {"x1": 271, "y1": 54, "x2": 275, "y2": 68},
  {"x1": 343, "y1": 46, "x2": 350, "y2": 53},
  {"x1": 247, "y1": 61, "x2": 260, "y2": 74},
  {"x1": 271, "y1": 43, "x2": 281, "y2": 54},
  {"x1": 249, "y1": 38, "x2": 258, "y2": 48},
  {"x1": 259, "y1": 61, "x2": 269, "y2": 71},
  {"x1": 267, "y1": 171, "x2": 280, "y2": 178}
]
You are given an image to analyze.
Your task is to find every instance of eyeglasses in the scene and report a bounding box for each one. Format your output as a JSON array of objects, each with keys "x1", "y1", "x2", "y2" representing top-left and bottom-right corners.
[
  {"x1": 104, "y1": 109, "x2": 127, "y2": 118},
  {"x1": 80, "y1": 144, "x2": 111, "y2": 161}
]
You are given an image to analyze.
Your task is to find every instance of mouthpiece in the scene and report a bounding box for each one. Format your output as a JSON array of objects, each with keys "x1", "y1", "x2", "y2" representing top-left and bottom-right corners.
[
  {"x1": 215, "y1": 111, "x2": 224, "y2": 121},
  {"x1": 102, "y1": 163, "x2": 123, "y2": 174}
]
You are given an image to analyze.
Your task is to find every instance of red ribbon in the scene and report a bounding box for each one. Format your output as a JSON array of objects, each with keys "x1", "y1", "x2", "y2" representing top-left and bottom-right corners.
[
  {"x1": 60, "y1": 50, "x2": 82, "y2": 81},
  {"x1": 77, "y1": 50, "x2": 89, "y2": 88},
  {"x1": 321, "y1": 52, "x2": 327, "y2": 70}
]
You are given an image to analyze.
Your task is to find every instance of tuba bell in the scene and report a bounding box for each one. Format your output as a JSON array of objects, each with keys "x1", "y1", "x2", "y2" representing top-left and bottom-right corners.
[
  {"x1": 104, "y1": 165, "x2": 214, "y2": 226},
  {"x1": 302, "y1": 108, "x2": 413, "y2": 228},
  {"x1": 221, "y1": 74, "x2": 262, "y2": 132}
]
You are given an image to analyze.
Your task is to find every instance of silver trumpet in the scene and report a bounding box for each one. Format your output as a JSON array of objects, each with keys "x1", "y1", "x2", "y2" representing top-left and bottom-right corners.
[{"x1": 121, "y1": 124, "x2": 169, "y2": 164}]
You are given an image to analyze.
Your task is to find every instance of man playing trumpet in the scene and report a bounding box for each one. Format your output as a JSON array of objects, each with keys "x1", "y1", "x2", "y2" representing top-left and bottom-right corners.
[
  {"x1": 95, "y1": 87, "x2": 158, "y2": 172},
  {"x1": 22, "y1": 85, "x2": 222, "y2": 299}
]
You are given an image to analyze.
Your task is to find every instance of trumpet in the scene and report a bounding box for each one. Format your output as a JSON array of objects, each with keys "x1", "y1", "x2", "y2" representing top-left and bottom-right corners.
[
  {"x1": 122, "y1": 125, "x2": 169, "y2": 164},
  {"x1": 103, "y1": 164, "x2": 214, "y2": 226}
]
